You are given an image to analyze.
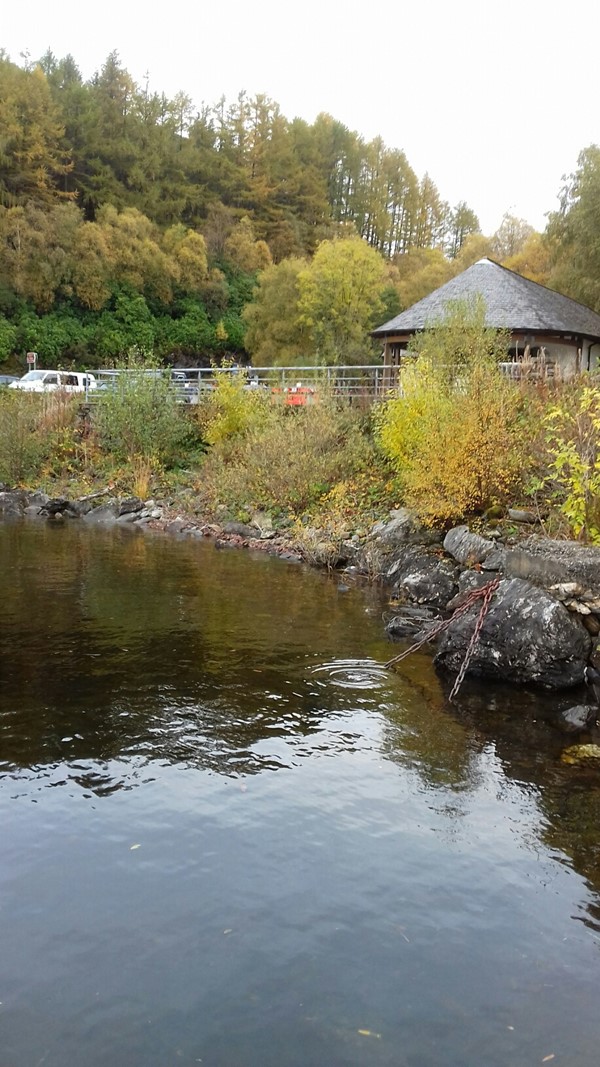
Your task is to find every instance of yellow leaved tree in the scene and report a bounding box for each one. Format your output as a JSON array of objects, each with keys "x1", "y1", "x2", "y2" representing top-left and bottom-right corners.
[{"x1": 376, "y1": 298, "x2": 526, "y2": 525}]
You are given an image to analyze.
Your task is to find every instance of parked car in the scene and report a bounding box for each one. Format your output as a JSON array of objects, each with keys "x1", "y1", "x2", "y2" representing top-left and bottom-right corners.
[
  {"x1": 0, "y1": 374, "x2": 19, "y2": 387},
  {"x1": 9, "y1": 370, "x2": 97, "y2": 394}
]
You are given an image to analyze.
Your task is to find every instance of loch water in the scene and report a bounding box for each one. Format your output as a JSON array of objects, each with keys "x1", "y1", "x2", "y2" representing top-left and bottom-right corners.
[{"x1": 1, "y1": 521, "x2": 600, "y2": 1067}]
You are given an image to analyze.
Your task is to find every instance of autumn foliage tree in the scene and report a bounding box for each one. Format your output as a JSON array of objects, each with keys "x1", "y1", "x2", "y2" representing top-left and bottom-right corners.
[
  {"x1": 377, "y1": 299, "x2": 525, "y2": 525},
  {"x1": 297, "y1": 236, "x2": 386, "y2": 363}
]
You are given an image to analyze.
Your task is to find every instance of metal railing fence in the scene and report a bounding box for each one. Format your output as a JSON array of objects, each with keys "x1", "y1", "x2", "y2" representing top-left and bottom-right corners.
[{"x1": 84, "y1": 365, "x2": 390, "y2": 404}]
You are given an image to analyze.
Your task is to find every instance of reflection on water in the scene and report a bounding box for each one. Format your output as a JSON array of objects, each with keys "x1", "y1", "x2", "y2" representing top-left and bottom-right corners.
[{"x1": 1, "y1": 522, "x2": 600, "y2": 1066}]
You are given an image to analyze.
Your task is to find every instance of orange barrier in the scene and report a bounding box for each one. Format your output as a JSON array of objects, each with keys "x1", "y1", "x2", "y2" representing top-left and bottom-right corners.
[{"x1": 271, "y1": 383, "x2": 316, "y2": 407}]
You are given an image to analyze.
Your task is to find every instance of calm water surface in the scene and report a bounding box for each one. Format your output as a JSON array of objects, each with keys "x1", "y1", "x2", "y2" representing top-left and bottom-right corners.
[{"x1": 2, "y1": 522, "x2": 600, "y2": 1066}]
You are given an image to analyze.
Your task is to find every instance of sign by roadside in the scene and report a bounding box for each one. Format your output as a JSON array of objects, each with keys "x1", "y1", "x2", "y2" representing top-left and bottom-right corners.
[{"x1": 26, "y1": 352, "x2": 37, "y2": 369}]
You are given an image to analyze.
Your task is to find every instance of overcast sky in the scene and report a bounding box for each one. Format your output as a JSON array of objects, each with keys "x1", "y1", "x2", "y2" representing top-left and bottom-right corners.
[{"x1": 4, "y1": 0, "x2": 598, "y2": 235}]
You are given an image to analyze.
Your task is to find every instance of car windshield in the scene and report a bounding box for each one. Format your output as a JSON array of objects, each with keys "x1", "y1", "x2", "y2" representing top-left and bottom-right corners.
[{"x1": 20, "y1": 371, "x2": 46, "y2": 381}]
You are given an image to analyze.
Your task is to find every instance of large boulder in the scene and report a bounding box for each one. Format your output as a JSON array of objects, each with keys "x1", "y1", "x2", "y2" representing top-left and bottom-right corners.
[
  {"x1": 446, "y1": 569, "x2": 493, "y2": 611},
  {"x1": 443, "y1": 525, "x2": 497, "y2": 565},
  {"x1": 118, "y1": 497, "x2": 144, "y2": 517},
  {"x1": 356, "y1": 509, "x2": 441, "y2": 575},
  {"x1": 387, "y1": 546, "x2": 460, "y2": 610},
  {"x1": 435, "y1": 577, "x2": 591, "y2": 689},
  {"x1": 0, "y1": 491, "x2": 28, "y2": 517},
  {"x1": 371, "y1": 508, "x2": 424, "y2": 546},
  {"x1": 82, "y1": 501, "x2": 119, "y2": 524}
]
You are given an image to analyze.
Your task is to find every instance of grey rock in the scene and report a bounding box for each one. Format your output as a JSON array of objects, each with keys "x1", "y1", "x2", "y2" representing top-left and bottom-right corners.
[
  {"x1": 28, "y1": 491, "x2": 50, "y2": 507},
  {"x1": 506, "y1": 537, "x2": 600, "y2": 589},
  {"x1": 508, "y1": 508, "x2": 539, "y2": 523},
  {"x1": 458, "y1": 570, "x2": 493, "y2": 594},
  {"x1": 481, "y1": 547, "x2": 506, "y2": 571},
  {"x1": 386, "y1": 604, "x2": 442, "y2": 640},
  {"x1": 446, "y1": 570, "x2": 493, "y2": 610},
  {"x1": 341, "y1": 539, "x2": 361, "y2": 562},
  {"x1": 73, "y1": 499, "x2": 96, "y2": 516},
  {"x1": 389, "y1": 546, "x2": 459, "y2": 610},
  {"x1": 82, "y1": 502, "x2": 119, "y2": 524},
  {"x1": 443, "y1": 525, "x2": 496, "y2": 565},
  {"x1": 0, "y1": 491, "x2": 28, "y2": 516},
  {"x1": 557, "y1": 705, "x2": 598, "y2": 734},
  {"x1": 371, "y1": 508, "x2": 421, "y2": 545},
  {"x1": 165, "y1": 518, "x2": 188, "y2": 534},
  {"x1": 251, "y1": 510, "x2": 275, "y2": 537},
  {"x1": 41, "y1": 497, "x2": 80, "y2": 518},
  {"x1": 586, "y1": 665, "x2": 600, "y2": 704},
  {"x1": 116, "y1": 511, "x2": 138, "y2": 524},
  {"x1": 118, "y1": 497, "x2": 144, "y2": 517},
  {"x1": 222, "y1": 521, "x2": 258, "y2": 539},
  {"x1": 549, "y1": 581, "x2": 585, "y2": 599},
  {"x1": 435, "y1": 577, "x2": 591, "y2": 689}
]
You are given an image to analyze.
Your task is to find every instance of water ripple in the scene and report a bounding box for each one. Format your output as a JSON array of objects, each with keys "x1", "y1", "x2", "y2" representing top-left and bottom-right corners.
[{"x1": 309, "y1": 658, "x2": 390, "y2": 690}]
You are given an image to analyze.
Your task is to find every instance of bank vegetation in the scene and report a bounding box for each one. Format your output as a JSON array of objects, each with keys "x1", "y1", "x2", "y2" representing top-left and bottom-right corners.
[{"x1": 1, "y1": 304, "x2": 599, "y2": 548}]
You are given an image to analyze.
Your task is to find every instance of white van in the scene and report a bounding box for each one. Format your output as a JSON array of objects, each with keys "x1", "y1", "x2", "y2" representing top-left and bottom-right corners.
[{"x1": 9, "y1": 370, "x2": 97, "y2": 394}]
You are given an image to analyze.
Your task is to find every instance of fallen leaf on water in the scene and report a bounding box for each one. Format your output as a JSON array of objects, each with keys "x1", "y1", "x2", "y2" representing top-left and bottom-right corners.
[
  {"x1": 561, "y1": 744, "x2": 600, "y2": 765},
  {"x1": 542, "y1": 1056, "x2": 555, "y2": 1063},
  {"x1": 358, "y1": 1030, "x2": 381, "y2": 1039},
  {"x1": 130, "y1": 844, "x2": 141, "y2": 850}
]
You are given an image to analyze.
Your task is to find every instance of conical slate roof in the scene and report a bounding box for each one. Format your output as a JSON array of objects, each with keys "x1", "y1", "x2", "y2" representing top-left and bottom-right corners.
[{"x1": 373, "y1": 258, "x2": 600, "y2": 341}]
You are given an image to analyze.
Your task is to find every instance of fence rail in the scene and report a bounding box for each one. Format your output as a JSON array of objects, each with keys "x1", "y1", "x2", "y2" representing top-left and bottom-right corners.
[
  {"x1": 84, "y1": 365, "x2": 391, "y2": 404},
  {"x1": 81, "y1": 359, "x2": 582, "y2": 404}
]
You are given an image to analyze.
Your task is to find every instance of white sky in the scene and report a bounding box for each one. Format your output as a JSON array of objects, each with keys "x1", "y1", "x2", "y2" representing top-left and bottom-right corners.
[{"x1": 4, "y1": 0, "x2": 598, "y2": 235}]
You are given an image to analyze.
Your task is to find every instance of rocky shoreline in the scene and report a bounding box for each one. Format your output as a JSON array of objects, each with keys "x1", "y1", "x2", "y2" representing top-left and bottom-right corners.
[{"x1": 2, "y1": 488, "x2": 600, "y2": 713}]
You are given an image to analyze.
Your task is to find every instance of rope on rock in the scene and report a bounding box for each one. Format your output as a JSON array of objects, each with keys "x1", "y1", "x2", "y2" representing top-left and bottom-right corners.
[{"x1": 384, "y1": 576, "x2": 500, "y2": 701}]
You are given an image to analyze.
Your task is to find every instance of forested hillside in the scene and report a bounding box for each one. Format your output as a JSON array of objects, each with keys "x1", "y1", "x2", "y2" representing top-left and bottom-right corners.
[{"x1": 1, "y1": 48, "x2": 591, "y2": 368}]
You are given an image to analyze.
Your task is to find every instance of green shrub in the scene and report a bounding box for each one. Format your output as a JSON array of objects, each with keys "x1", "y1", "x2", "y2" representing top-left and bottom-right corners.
[{"x1": 95, "y1": 355, "x2": 191, "y2": 467}]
